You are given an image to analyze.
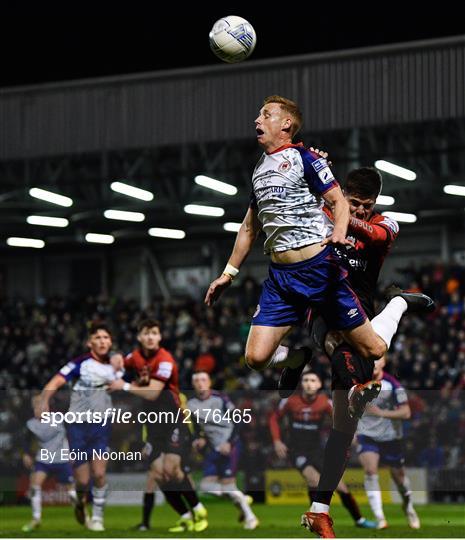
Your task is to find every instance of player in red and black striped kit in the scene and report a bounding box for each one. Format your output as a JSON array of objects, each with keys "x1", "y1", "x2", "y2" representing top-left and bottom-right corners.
[
  {"x1": 270, "y1": 370, "x2": 376, "y2": 529},
  {"x1": 278, "y1": 165, "x2": 434, "y2": 537},
  {"x1": 108, "y1": 319, "x2": 207, "y2": 533}
]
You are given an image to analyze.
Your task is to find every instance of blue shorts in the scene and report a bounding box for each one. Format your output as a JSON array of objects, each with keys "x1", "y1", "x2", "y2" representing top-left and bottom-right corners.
[
  {"x1": 67, "y1": 422, "x2": 111, "y2": 466},
  {"x1": 252, "y1": 246, "x2": 366, "y2": 331},
  {"x1": 34, "y1": 462, "x2": 74, "y2": 484},
  {"x1": 203, "y1": 444, "x2": 240, "y2": 479},
  {"x1": 357, "y1": 435, "x2": 405, "y2": 467}
]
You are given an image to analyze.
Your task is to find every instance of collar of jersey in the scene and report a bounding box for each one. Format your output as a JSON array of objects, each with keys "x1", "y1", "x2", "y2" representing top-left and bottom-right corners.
[
  {"x1": 90, "y1": 351, "x2": 108, "y2": 364},
  {"x1": 266, "y1": 142, "x2": 304, "y2": 155},
  {"x1": 139, "y1": 347, "x2": 159, "y2": 361}
]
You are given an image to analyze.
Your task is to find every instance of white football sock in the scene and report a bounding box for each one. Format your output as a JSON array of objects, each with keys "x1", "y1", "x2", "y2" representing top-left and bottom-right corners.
[
  {"x1": 91, "y1": 484, "x2": 107, "y2": 521},
  {"x1": 31, "y1": 486, "x2": 42, "y2": 521},
  {"x1": 193, "y1": 502, "x2": 205, "y2": 512},
  {"x1": 68, "y1": 488, "x2": 77, "y2": 504},
  {"x1": 364, "y1": 474, "x2": 385, "y2": 521},
  {"x1": 269, "y1": 346, "x2": 306, "y2": 369},
  {"x1": 269, "y1": 345, "x2": 290, "y2": 367},
  {"x1": 310, "y1": 502, "x2": 330, "y2": 514},
  {"x1": 223, "y1": 484, "x2": 255, "y2": 521},
  {"x1": 397, "y1": 476, "x2": 413, "y2": 509},
  {"x1": 371, "y1": 297, "x2": 407, "y2": 349}
]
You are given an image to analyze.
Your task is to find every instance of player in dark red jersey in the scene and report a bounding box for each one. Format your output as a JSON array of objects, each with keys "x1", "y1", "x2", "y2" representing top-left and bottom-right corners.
[
  {"x1": 108, "y1": 319, "x2": 207, "y2": 533},
  {"x1": 294, "y1": 165, "x2": 433, "y2": 537},
  {"x1": 270, "y1": 370, "x2": 376, "y2": 529}
]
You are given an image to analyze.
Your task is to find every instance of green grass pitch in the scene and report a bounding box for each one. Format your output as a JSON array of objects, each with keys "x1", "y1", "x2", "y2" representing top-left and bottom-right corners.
[{"x1": 1, "y1": 501, "x2": 464, "y2": 538}]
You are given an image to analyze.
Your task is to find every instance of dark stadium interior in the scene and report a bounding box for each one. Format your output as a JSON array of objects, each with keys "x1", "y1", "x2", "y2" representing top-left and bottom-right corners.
[{"x1": 0, "y1": 15, "x2": 464, "y2": 535}]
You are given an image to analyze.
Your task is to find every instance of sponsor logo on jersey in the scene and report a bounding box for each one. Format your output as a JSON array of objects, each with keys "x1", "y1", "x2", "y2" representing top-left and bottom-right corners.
[
  {"x1": 311, "y1": 158, "x2": 327, "y2": 173},
  {"x1": 157, "y1": 361, "x2": 173, "y2": 379},
  {"x1": 317, "y1": 167, "x2": 335, "y2": 184},
  {"x1": 347, "y1": 308, "x2": 359, "y2": 318},
  {"x1": 395, "y1": 387, "x2": 408, "y2": 404},
  {"x1": 278, "y1": 159, "x2": 292, "y2": 173},
  {"x1": 60, "y1": 362, "x2": 76, "y2": 376},
  {"x1": 255, "y1": 186, "x2": 287, "y2": 202},
  {"x1": 333, "y1": 247, "x2": 368, "y2": 271}
]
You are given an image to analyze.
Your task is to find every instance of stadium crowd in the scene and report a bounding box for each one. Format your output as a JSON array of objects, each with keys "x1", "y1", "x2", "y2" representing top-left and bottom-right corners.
[{"x1": 0, "y1": 262, "x2": 464, "y2": 482}]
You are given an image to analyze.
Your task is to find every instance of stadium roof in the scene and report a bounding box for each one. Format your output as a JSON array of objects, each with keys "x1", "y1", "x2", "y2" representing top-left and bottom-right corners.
[{"x1": 0, "y1": 36, "x2": 464, "y2": 251}]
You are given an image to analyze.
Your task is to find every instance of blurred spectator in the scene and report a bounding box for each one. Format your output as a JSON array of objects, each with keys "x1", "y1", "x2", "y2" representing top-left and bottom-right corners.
[{"x1": 0, "y1": 262, "x2": 464, "y2": 474}]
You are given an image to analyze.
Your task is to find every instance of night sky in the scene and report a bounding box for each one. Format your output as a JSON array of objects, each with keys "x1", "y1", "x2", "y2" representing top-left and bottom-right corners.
[{"x1": 2, "y1": 8, "x2": 463, "y2": 87}]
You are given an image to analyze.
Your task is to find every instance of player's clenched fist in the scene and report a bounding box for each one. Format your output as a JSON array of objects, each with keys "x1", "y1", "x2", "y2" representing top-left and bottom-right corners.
[{"x1": 204, "y1": 274, "x2": 232, "y2": 306}]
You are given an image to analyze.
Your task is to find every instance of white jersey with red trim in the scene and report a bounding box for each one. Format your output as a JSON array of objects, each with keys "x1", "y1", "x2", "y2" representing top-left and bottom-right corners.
[
  {"x1": 250, "y1": 144, "x2": 338, "y2": 254},
  {"x1": 58, "y1": 353, "x2": 117, "y2": 414}
]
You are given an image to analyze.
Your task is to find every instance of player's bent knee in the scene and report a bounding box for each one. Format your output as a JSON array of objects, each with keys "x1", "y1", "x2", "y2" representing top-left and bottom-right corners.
[
  {"x1": 244, "y1": 350, "x2": 271, "y2": 371},
  {"x1": 357, "y1": 340, "x2": 386, "y2": 361},
  {"x1": 163, "y1": 465, "x2": 183, "y2": 482},
  {"x1": 371, "y1": 338, "x2": 387, "y2": 360},
  {"x1": 152, "y1": 470, "x2": 164, "y2": 483}
]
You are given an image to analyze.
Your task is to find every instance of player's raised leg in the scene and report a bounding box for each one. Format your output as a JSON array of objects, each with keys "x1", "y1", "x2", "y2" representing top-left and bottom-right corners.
[
  {"x1": 342, "y1": 288, "x2": 434, "y2": 363},
  {"x1": 245, "y1": 324, "x2": 294, "y2": 370}
]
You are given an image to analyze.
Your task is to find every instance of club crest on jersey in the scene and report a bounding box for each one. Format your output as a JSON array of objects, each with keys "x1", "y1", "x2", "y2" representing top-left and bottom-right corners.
[
  {"x1": 278, "y1": 159, "x2": 292, "y2": 173},
  {"x1": 346, "y1": 235, "x2": 356, "y2": 249},
  {"x1": 157, "y1": 361, "x2": 173, "y2": 379}
]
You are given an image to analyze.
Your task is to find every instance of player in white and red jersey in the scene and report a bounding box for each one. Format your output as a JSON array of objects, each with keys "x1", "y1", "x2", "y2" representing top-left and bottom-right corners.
[
  {"x1": 357, "y1": 356, "x2": 420, "y2": 530},
  {"x1": 36, "y1": 323, "x2": 120, "y2": 532},
  {"x1": 204, "y1": 96, "x2": 433, "y2": 538}
]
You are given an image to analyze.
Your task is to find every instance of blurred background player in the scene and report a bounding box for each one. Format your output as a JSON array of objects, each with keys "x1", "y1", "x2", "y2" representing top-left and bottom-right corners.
[
  {"x1": 188, "y1": 371, "x2": 259, "y2": 530},
  {"x1": 357, "y1": 356, "x2": 420, "y2": 530},
  {"x1": 21, "y1": 395, "x2": 77, "y2": 532},
  {"x1": 35, "y1": 323, "x2": 121, "y2": 532},
  {"x1": 108, "y1": 319, "x2": 207, "y2": 533},
  {"x1": 269, "y1": 370, "x2": 376, "y2": 529}
]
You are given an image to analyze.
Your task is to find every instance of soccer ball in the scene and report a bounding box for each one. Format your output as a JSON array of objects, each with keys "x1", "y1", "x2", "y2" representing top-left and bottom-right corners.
[{"x1": 209, "y1": 16, "x2": 256, "y2": 64}]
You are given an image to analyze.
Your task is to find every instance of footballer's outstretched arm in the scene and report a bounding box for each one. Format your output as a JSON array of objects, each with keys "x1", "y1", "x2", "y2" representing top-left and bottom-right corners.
[
  {"x1": 35, "y1": 374, "x2": 67, "y2": 416},
  {"x1": 205, "y1": 205, "x2": 261, "y2": 306},
  {"x1": 348, "y1": 216, "x2": 398, "y2": 246},
  {"x1": 366, "y1": 402, "x2": 411, "y2": 420},
  {"x1": 107, "y1": 377, "x2": 164, "y2": 401}
]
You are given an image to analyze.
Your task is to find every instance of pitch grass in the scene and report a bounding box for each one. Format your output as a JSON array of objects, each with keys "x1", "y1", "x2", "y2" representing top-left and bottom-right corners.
[{"x1": 1, "y1": 502, "x2": 464, "y2": 538}]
